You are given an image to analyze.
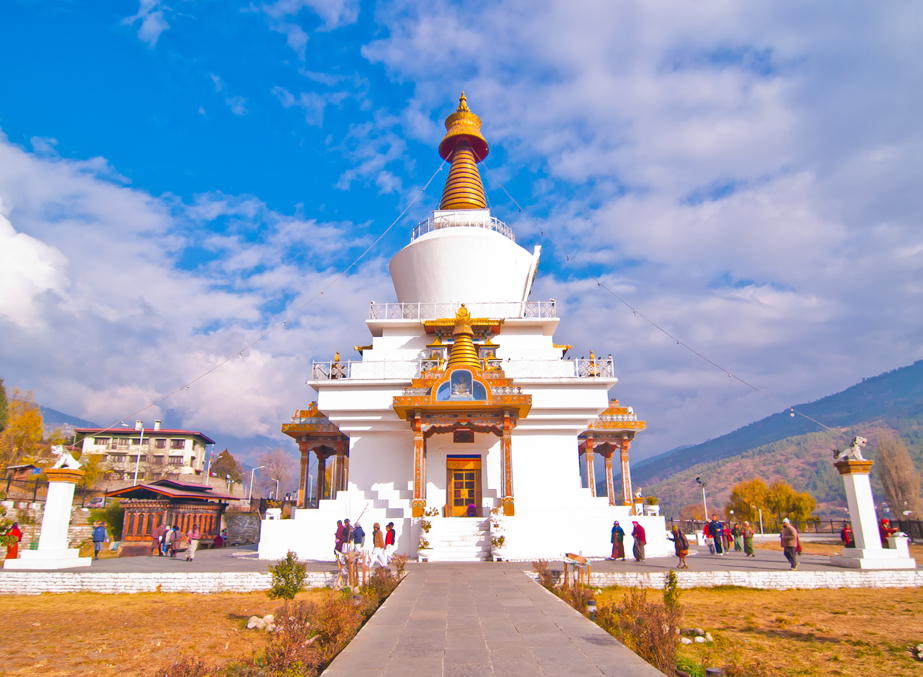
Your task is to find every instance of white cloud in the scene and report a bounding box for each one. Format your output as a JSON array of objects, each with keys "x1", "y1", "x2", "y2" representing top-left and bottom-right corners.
[
  {"x1": 122, "y1": 0, "x2": 170, "y2": 47},
  {"x1": 225, "y1": 96, "x2": 249, "y2": 116},
  {"x1": 271, "y1": 86, "x2": 347, "y2": 126},
  {"x1": 0, "y1": 131, "x2": 393, "y2": 453}
]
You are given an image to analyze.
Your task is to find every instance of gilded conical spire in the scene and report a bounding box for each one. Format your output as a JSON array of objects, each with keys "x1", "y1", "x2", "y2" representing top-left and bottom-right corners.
[
  {"x1": 438, "y1": 93, "x2": 489, "y2": 210},
  {"x1": 446, "y1": 305, "x2": 482, "y2": 370}
]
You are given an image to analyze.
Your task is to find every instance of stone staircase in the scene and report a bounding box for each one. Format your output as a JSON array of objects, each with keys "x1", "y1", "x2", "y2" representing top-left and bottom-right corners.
[{"x1": 426, "y1": 517, "x2": 491, "y2": 561}]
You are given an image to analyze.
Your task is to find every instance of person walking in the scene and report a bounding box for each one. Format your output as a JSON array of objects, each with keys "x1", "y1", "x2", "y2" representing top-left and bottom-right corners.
[
  {"x1": 151, "y1": 523, "x2": 165, "y2": 557},
  {"x1": 732, "y1": 523, "x2": 743, "y2": 552},
  {"x1": 669, "y1": 525, "x2": 689, "y2": 569},
  {"x1": 631, "y1": 521, "x2": 647, "y2": 562},
  {"x1": 371, "y1": 523, "x2": 386, "y2": 567},
  {"x1": 781, "y1": 518, "x2": 799, "y2": 570},
  {"x1": 163, "y1": 525, "x2": 176, "y2": 557},
  {"x1": 92, "y1": 521, "x2": 108, "y2": 560},
  {"x1": 610, "y1": 521, "x2": 626, "y2": 560},
  {"x1": 385, "y1": 522, "x2": 397, "y2": 559},
  {"x1": 703, "y1": 521, "x2": 715, "y2": 554},
  {"x1": 351, "y1": 522, "x2": 366, "y2": 550},
  {"x1": 840, "y1": 523, "x2": 855, "y2": 548},
  {"x1": 186, "y1": 523, "x2": 201, "y2": 562},
  {"x1": 708, "y1": 515, "x2": 725, "y2": 556},
  {"x1": 342, "y1": 519, "x2": 353, "y2": 552},
  {"x1": 742, "y1": 521, "x2": 755, "y2": 557},
  {"x1": 334, "y1": 519, "x2": 346, "y2": 553},
  {"x1": 5, "y1": 522, "x2": 22, "y2": 560}
]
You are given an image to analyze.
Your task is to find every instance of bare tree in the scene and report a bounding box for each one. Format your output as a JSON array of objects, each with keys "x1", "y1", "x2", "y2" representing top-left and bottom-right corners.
[
  {"x1": 876, "y1": 432, "x2": 923, "y2": 517},
  {"x1": 258, "y1": 447, "x2": 297, "y2": 499}
]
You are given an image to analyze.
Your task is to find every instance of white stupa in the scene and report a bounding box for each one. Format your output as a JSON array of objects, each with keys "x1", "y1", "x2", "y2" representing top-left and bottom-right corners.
[{"x1": 259, "y1": 94, "x2": 668, "y2": 561}]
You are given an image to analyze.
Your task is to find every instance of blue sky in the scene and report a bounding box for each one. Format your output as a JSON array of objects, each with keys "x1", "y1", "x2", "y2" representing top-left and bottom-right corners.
[{"x1": 1, "y1": 1, "x2": 921, "y2": 472}]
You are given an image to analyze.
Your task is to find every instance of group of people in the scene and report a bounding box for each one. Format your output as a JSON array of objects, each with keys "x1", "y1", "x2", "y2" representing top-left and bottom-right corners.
[
  {"x1": 700, "y1": 515, "x2": 757, "y2": 557},
  {"x1": 335, "y1": 519, "x2": 397, "y2": 567},
  {"x1": 150, "y1": 523, "x2": 220, "y2": 562},
  {"x1": 840, "y1": 518, "x2": 899, "y2": 549},
  {"x1": 609, "y1": 520, "x2": 648, "y2": 562}
]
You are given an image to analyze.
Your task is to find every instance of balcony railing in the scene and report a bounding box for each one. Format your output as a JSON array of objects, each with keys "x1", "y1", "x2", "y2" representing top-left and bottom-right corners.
[
  {"x1": 412, "y1": 214, "x2": 515, "y2": 242},
  {"x1": 368, "y1": 301, "x2": 556, "y2": 321},
  {"x1": 310, "y1": 358, "x2": 614, "y2": 381}
]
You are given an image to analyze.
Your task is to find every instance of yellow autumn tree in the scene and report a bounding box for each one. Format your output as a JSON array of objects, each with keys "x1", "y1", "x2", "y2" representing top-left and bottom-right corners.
[
  {"x1": 0, "y1": 388, "x2": 45, "y2": 468},
  {"x1": 725, "y1": 478, "x2": 770, "y2": 523}
]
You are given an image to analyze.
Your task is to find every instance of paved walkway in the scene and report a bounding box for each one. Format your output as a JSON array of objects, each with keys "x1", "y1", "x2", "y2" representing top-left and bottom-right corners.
[{"x1": 322, "y1": 563, "x2": 663, "y2": 677}]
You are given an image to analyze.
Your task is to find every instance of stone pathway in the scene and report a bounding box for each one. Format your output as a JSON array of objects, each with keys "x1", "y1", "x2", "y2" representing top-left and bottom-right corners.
[{"x1": 322, "y1": 562, "x2": 663, "y2": 677}]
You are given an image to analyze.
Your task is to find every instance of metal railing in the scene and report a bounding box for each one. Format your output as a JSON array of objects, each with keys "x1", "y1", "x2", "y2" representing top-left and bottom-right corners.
[
  {"x1": 412, "y1": 213, "x2": 515, "y2": 242},
  {"x1": 368, "y1": 301, "x2": 556, "y2": 321},
  {"x1": 310, "y1": 357, "x2": 614, "y2": 381}
]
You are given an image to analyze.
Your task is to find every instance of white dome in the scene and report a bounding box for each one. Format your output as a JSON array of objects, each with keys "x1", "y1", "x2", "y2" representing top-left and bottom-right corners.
[{"x1": 389, "y1": 213, "x2": 539, "y2": 305}]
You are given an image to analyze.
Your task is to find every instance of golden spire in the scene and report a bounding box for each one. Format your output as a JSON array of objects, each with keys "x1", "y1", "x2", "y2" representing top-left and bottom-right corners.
[
  {"x1": 438, "y1": 92, "x2": 489, "y2": 210},
  {"x1": 446, "y1": 305, "x2": 482, "y2": 370}
]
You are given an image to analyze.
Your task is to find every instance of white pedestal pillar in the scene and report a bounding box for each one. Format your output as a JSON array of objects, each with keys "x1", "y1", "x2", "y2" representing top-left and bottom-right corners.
[
  {"x1": 4, "y1": 469, "x2": 92, "y2": 570},
  {"x1": 828, "y1": 460, "x2": 916, "y2": 570}
]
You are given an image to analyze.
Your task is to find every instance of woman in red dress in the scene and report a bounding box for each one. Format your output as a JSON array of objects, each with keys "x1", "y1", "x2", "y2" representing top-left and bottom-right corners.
[{"x1": 5, "y1": 522, "x2": 22, "y2": 560}]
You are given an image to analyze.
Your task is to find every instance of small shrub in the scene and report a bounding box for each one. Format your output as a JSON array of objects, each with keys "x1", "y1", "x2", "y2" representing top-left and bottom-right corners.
[
  {"x1": 390, "y1": 553, "x2": 408, "y2": 577},
  {"x1": 663, "y1": 570, "x2": 681, "y2": 609},
  {"x1": 490, "y1": 535, "x2": 506, "y2": 549},
  {"x1": 155, "y1": 656, "x2": 213, "y2": 677},
  {"x1": 364, "y1": 566, "x2": 399, "y2": 605},
  {"x1": 596, "y1": 584, "x2": 682, "y2": 675},
  {"x1": 263, "y1": 599, "x2": 321, "y2": 676},
  {"x1": 268, "y1": 550, "x2": 307, "y2": 600},
  {"x1": 532, "y1": 560, "x2": 553, "y2": 589},
  {"x1": 559, "y1": 585, "x2": 595, "y2": 614},
  {"x1": 723, "y1": 660, "x2": 773, "y2": 677},
  {"x1": 308, "y1": 593, "x2": 365, "y2": 668}
]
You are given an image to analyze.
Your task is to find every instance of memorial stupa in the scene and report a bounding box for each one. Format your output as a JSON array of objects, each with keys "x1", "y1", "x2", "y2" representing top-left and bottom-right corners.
[{"x1": 259, "y1": 94, "x2": 668, "y2": 561}]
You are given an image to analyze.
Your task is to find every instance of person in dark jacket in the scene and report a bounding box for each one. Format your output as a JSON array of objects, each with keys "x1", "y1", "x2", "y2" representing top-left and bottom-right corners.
[
  {"x1": 708, "y1": 515, "x2": 725, "y2": 556},
  {"x1": 92, "y1": 521, "x2": 108, "y2": 560},
  {"x1": 352, "y1": 523, "x2": 365, "y2": 549},
  {"x1": 669, "y1": 525, "x2": 689, "y2": 569},
  {"x1": 781, "y1": 518, "x2": 799, "y2": 570}
]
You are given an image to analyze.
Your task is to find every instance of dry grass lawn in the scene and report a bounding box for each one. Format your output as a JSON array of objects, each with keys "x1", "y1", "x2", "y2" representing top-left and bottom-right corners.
[
  {"x1": 598, "y1": 586, "x2": 923, "y2": 676},
  {"x1": 754, "y1": 538, "x2": 923, "y2": 564},
  {"x1": 0, "y1": 590, "x2": 326, "y2": 676}
]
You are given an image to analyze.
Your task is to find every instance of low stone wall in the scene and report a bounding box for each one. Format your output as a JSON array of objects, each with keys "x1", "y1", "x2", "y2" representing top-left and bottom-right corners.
[
  {"x1": 0, "y1": 571, "x2": 335, "y2": 595},
  {"x1": 525, "y1": 569, "x2": 923, "y2": 590}
]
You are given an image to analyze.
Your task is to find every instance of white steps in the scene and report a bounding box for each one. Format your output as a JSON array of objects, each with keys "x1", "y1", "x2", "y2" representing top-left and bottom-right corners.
[{"x1": 425, "y1": 517, "x2": 491, "y2": 562}]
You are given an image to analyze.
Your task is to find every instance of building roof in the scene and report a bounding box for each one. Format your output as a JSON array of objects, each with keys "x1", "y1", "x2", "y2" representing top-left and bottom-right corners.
[
  {"x1": 75, "y1": 428, "x2": 216, "y2": 445},
  {"x1": 106, "y1": 478, "x2": 235, "y2": 501}
]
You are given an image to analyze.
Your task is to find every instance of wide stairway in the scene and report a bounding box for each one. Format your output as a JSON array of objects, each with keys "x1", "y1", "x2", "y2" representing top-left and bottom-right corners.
[{"x1": 426, "y1": 517, "x2": 491, "y2": 562}]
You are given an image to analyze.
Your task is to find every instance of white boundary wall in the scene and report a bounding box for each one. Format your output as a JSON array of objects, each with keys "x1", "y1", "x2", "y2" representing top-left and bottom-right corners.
[
  {"x1": 525, "y1": 569, "x2": 923, "y2": 591},
  {"x1": 0, "y1": 571, "x2": 334, "y2": 595}
]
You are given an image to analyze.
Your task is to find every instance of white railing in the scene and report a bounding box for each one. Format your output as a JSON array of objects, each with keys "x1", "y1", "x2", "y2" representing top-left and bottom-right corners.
[
  {"x1": 368, "y1": 301, "x2": 556, "y2": 321},
  {"x1": 412, "y1": 213, "x2": 515, "y2": 242},
  {"x1": 310, "y1": 357, "x2": 614, "y2": 381},
  {"x1": 311, "y1": 361, "x2": 423, "y2": 381}
]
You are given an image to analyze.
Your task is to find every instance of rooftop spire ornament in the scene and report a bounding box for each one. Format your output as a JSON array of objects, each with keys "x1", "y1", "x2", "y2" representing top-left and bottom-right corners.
[{"x1": 438, "y1": 92, "x2": 489, "y2": 210}]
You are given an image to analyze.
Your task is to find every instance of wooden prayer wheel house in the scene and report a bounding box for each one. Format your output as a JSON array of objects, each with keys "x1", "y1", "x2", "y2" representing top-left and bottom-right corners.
[{"x1": 107, "y1": 478, "x2": 235, "y2": 556}]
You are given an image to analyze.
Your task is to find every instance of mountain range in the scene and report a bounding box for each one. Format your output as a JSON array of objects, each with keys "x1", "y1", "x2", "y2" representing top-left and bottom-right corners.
[{"x1": 614, "y1": 360, "x2": 923, "y2": 518}]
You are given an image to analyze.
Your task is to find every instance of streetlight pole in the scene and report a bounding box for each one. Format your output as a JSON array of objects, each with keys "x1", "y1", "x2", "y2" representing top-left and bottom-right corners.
[
  {"x1": 124, "y1": 422, "x2": 145, "y2": 487},
  {"x1": 696, "y1": 477, "x2": 708, "y2": 521},
  {"x1": 247, "y1": 465, "x2": 265, "y2": 502}
]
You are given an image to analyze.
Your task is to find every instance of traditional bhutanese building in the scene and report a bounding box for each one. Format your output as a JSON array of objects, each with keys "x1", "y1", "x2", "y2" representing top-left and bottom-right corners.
[{"x1": 260, "y1": 94, "x2": 667, "y2": 561}]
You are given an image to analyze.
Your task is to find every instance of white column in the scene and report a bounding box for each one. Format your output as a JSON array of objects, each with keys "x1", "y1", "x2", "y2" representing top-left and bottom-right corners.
[
  {"x1": 829, "y1": 460, "x2": 916, "y2": 570},
  {"x1": 4, "y1": 469, "x2": 92, "y2": 570}
]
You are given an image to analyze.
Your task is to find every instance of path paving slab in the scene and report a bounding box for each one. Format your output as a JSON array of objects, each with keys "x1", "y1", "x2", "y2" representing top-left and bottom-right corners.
[{"x1": 322, "y1": 562, "x2": 664, "y2": 677}]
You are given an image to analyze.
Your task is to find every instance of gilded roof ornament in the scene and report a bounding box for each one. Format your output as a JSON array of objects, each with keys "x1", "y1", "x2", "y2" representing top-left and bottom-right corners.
[{"x1": 438, "y1": 92, "x2": 489, "y2": 210}]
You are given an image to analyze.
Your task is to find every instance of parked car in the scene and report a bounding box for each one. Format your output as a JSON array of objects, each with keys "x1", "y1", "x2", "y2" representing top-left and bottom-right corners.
[{"x1": 86, "y1": 497, "x2": 106, "y2": 509}]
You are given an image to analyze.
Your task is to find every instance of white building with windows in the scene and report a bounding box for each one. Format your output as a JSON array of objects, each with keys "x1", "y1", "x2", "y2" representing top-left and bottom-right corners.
[
  {"x1": 259, "y1": 94, "x2": 668, "y2": 562},
  {"x1": 74, "y1": 420, "x2": 214, "y2": 482}
]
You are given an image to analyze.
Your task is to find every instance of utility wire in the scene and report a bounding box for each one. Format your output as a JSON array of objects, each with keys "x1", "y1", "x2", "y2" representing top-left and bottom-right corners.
[
  {"x1": 478, "y1": 160, "x2": 836, "y2": 435},
  {"x1": 87, "y1": 160, "x2": 447, "y2": 439}
]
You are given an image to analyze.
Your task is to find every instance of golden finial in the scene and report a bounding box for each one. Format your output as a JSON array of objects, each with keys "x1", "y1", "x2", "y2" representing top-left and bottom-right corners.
[
  {"x1": 438, "y1": 94, "x2": 489, "y2": 210},
  {"x1": 446, "y1": 304, "x2": 482, "y2": 370}
]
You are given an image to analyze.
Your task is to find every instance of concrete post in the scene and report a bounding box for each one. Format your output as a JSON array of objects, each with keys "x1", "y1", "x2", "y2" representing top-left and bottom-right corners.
[{"x1": 4, "y1": 469, "x2": 92, "y2": 570}]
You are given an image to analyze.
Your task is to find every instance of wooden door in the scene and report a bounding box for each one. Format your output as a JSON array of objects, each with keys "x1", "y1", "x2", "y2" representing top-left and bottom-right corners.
[{"x1": 447, "y1": 456, "x2": 481, "y2": 517}]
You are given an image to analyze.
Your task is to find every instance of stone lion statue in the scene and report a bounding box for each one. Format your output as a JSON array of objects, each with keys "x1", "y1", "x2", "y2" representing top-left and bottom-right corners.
[
  {"x1": 51, "y1": 445, "x2": 82, "y2": 470},
  {"x1": 833, "y1": 436, "x2": 867, "y2": 462}
]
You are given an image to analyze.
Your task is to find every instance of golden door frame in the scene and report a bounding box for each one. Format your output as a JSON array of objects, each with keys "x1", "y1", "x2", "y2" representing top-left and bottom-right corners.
[{"x1": 445, "y1": 455, "x2": 483, "y2": 517}]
